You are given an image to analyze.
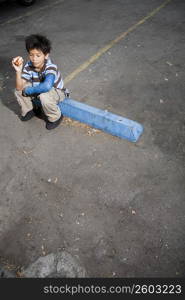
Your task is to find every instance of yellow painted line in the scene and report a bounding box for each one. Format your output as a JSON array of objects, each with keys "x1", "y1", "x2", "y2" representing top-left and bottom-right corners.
[
  {"x1": 0, "y1": 0, "x2": 65, "y2": 26},
  {"x1": 64, "y1": 0, "x2": 172, "y2": 84}
]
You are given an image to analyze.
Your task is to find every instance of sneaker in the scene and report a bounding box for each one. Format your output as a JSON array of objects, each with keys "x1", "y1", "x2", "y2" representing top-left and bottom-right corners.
[
  {"x1": 21, "y1": 110, "x2": 35, "y2": 121},
  {"x1": 46, "y1": 114, "x2": 63, "y2": 130}
]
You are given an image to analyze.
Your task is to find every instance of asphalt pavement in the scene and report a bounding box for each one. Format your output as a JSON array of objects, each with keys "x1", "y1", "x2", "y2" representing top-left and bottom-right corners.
[{"x1": 0, "y1": 0, "x2": 185, "y2": 277}]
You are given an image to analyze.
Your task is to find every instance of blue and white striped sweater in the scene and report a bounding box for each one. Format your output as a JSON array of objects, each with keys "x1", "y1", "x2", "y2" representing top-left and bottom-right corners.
[{"x1": 21, "y1": 58, "x2": 64, "y2": 90}]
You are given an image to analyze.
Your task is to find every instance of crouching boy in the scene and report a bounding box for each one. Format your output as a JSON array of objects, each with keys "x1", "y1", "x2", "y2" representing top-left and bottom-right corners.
[{"x1": 12, "y1": 34, "x2": 64, "y2": 130}]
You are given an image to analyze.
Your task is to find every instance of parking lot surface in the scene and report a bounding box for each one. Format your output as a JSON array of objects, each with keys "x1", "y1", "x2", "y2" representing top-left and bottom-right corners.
[{"x1": 0, "y1": 0, "x2": 185, "y2": 277}]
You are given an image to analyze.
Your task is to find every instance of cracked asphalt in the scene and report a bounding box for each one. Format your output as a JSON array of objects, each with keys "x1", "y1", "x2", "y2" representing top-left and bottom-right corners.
[{"x1": 0, "y1": 0, "x2": 185, "y2": 277}]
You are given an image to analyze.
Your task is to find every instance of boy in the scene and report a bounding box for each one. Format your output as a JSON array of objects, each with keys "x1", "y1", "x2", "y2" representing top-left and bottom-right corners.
[{"x1": 12, "y1": 34, "x2": 64, "y2": 130}]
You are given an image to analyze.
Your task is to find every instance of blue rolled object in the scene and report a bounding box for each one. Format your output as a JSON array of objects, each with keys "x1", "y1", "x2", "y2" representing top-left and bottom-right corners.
[
  {"x1": 59, "y1": 98, "x2": 143, "y2": 142},
  {"x1": 32, "y1": 96, "x2": 143, "y2": 142}
]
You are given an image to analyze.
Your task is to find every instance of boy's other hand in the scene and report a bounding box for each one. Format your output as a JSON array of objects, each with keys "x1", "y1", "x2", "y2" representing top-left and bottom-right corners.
[{"x1": 12, "y1": 56, "x2": 24, "y2": 72}]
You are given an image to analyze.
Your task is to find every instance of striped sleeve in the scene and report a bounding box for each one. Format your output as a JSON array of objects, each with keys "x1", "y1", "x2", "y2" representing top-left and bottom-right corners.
[
  {"x1": 45, "y1": 59, "x2": 64, "y2": 89},
  {"x1": 21, "y1": 63, "x2": 31, "y2": 81},
  {"x1": 45, "y1": 65, "x2": 57, "y2": 77}
]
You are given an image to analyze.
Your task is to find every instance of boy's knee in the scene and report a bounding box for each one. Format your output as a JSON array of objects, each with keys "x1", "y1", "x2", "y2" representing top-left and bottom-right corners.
[
  {"x1": 39, "y1": 93, "x2": 50, "y2": 106},
  {"x1": 14, "y1": 89, "x2": 22, "y2": 96}
]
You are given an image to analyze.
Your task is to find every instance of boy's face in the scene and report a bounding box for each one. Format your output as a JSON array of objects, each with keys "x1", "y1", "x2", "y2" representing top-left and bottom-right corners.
[{"x1": 29, "y1": 48, "x2": 49, "y2": 70}]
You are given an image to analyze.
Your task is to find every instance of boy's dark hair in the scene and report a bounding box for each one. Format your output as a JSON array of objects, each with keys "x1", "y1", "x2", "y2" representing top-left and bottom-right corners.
[{"x1": 25, "y1": 34, "x2": 51, "y2": 55}]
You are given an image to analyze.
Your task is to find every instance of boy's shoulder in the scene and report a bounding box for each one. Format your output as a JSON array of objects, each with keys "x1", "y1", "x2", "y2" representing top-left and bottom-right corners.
[
  {"x1": 23, "y1": 60, "x2": 34, "y2": 71},
  {"x1": 46, "y1": 58, "x2": 58, "y2": 69}
]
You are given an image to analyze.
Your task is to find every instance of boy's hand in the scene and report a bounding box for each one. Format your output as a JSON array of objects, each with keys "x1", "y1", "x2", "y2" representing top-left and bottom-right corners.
[{"x1": 12, "y1": 56, "x2": 24, "y2": 72}]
